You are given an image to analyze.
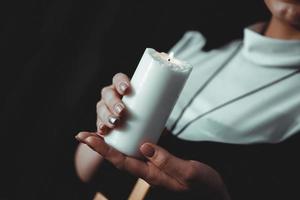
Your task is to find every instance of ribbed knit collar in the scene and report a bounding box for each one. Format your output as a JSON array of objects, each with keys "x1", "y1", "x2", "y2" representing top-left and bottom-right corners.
[{"x1": 242, "y1": 22, "x2": 300, "y2": 68}]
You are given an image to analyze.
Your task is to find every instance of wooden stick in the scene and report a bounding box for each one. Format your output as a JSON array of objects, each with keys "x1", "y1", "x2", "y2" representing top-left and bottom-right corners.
[
  {"x1": 128, "y1": 178, "x2": 151, "y2": 200},
  {"x1": 93, "y1": 192, "x2": 108, "y2": 200}
]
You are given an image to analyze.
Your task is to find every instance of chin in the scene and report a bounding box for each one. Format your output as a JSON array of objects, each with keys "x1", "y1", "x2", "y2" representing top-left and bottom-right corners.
[{"x1": 265, "y1": 0, "x2": 300, "y2": 27}]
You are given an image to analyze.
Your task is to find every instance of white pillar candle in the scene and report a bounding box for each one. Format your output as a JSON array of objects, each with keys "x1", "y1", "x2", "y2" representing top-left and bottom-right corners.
[{"x1": 104, "y1": 48, "x2": 193, "y2": 158}]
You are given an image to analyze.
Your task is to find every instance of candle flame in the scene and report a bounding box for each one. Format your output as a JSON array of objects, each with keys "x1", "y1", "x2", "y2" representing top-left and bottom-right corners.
[{"x1": 169, "y1": 52, "x2": 174, "y2": 59}]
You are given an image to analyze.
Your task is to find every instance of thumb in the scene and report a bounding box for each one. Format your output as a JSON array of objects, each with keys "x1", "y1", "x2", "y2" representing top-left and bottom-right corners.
[{"x1": 140, "y1": 143, "x2": 187, "y2": 178}]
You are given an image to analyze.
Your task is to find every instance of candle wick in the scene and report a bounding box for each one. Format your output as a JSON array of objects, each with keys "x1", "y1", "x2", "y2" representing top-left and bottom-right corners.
[{"x1": 168, "y1": 58, "x2": 170, "y2": 61}]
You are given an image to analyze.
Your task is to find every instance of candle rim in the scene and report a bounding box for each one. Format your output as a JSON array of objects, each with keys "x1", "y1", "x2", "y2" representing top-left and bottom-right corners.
[{"x1": 146, "y1": 48, "x2": 193, "y2": 72}]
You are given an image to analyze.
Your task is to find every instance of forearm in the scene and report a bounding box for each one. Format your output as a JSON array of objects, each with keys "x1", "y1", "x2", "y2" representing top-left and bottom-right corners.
[{"x1": 74, "y1": 143, "x2": 104, "y2": 182}]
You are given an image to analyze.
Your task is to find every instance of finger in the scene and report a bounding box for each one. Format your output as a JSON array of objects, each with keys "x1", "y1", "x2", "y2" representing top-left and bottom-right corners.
[
  {"x1": 101, "y1": 86, "x2": 125, "y2": 116},
  {"x1": 81, "y1": 135, "x2": 150, "y2": 176},
  {"x1": 140, "y1": 143, "x2": 188, "y2": 182},
  {"x1": 96, "y1": 101, "x2": 119, "y2": 128},
  {"x1": 75, "y1": 131, "x2": 99, "y2": 141},
  {"x1": 96, "y1": 118, "x2": 108, "y2": 135},
  {"x1": 112, "y1": 73, "x2": 131, "y2": 95},
  {"x1": 83, "y1": 136, "x2": 179, "y2": 189},
  {"x1": 78, "y1": 134, "x2": 183, "y2": 190}
]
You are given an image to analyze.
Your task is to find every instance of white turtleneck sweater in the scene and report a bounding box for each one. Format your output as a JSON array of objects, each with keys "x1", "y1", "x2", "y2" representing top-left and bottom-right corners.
[{"x1": 166, "y1": 23, "x2": 300, "y2": 144}]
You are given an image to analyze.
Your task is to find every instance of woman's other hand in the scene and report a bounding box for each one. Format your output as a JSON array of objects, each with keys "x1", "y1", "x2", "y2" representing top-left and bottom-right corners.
[{"x1": 75, "y1": 132, "x2": 230, "y2": 199}]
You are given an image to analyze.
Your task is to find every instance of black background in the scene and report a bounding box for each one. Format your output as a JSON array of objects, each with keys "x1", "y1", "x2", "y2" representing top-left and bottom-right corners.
[{"x1": 1, "y1": 0, "x2": 269, "y2": 199}]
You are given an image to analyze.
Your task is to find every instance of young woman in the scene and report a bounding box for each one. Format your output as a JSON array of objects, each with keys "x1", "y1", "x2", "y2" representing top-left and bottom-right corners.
[{"x1": 75, "y1": 0, "x2": 300, "y2": 199}]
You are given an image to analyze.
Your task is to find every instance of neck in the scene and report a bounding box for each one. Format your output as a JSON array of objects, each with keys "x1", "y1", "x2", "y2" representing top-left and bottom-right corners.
[{"x1": 264, "y1": 17, "x2": 300, "y2": 39}]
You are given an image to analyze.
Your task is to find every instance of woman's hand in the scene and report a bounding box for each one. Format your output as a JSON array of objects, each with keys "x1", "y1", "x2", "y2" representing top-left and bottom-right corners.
[
  {"x1": 95, "y1": 72, "x2": 130, "y2": 134},
  {"x1": 75, "y1": 132, "x2": 229, "y2": 199},
  {"x1": 74, "y1": 72, "x2": 131, "y2": 182}
]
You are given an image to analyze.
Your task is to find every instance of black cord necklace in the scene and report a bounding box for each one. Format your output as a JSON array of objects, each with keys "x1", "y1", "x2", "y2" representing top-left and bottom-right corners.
[{"x1": 170, "y1": 43, "x2": 300, "y2": 136}]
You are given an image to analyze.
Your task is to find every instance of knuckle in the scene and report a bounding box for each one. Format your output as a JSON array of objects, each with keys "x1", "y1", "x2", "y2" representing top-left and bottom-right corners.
[
  {"x1": 96, "y1": 101, "x2": 104, "y2": 114},
  {"x1": 101, "y1": 144, "x2": 113, "y2": 159},
  {"x1": 97, "y1": 107, "x2": 107, "y2": 121},
  {"x1": 96, "y1": 119, "x2": 102, "y2": 127},
  {"x1": 114, "y1": 156, "x2": 126, "y2": 171},
  {"x1": 154, "y1": 153, "x2": 170, "y2": 171},
  {"x1": 108, "y1": 94, "x2": 119, "y2": 105},
  {"x1": 113, "y1": 72, "x2": 125, "y2": 80},
  {"x1": 101, "y1": 86, "x2": 111, "y2": 97},
  {"x1": 184, "y1": 160, "x2": 201, "y2": 182},
  {"x1": 96, "y1": 101, "x2": 102, "y2": 109},
  {"x1": 144, "y1": 167, "x2": 158, "y2": 186}
]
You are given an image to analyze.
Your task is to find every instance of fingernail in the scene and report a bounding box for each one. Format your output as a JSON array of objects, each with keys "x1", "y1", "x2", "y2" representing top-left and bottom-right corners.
[
  {"x1": 108, "y1": 115, "x2": 119, "y2": 125},
  {"x1": 75, "y1": 135, "x2": 84, "y2": 142},
  {"x1": 114, "y1": 103, "x2": 124, "y2": 114},
  {"x1": 119, "y1": 82, "x2": 129, "y2": 93},
  {"x1": 75, "y1": 133, "x2": 82, "y2": 140},
  {"x1": 140, "y1": 144, "x2": 155, "y2": 158}
]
